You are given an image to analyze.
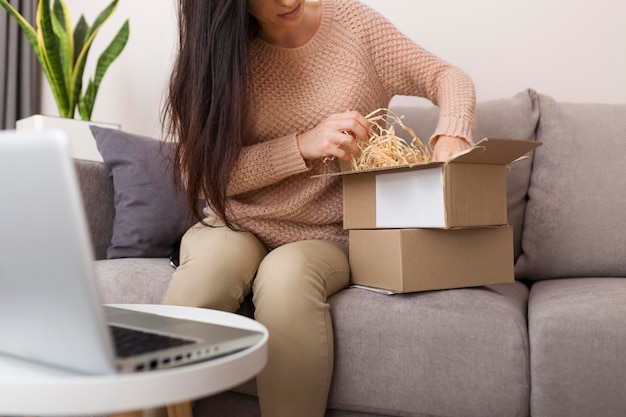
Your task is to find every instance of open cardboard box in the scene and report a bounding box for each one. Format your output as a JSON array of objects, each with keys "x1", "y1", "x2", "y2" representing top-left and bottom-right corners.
[
  {"x1": 349, "y1": 226, "x2": 514, "y2": 293},
  {"x1": 336, "y1": 138, "x2": 541, "y2": 229}
]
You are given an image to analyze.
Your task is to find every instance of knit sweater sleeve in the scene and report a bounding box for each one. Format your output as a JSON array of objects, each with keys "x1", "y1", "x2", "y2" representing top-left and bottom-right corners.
[
  {"x1": 349, "y1": 0, "x2": 476, "y2": 147},
  {"x1": 227, "y1": 132, "x2": 309, "y2": 196}
]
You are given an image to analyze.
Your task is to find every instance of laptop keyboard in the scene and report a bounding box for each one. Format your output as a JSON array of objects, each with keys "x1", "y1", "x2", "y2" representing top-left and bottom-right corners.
[{"x1": 110, "y1": 325, "x2": 194, "y2": 358}]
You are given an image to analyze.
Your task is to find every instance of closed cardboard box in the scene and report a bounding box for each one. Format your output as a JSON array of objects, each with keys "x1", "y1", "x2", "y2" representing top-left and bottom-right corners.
[
  {"x1": 340, "y1": 138, "x2": 540, "y2": 229},
  {"x1": 349, "y1": 226, "x2": 514, "y2": 293}
]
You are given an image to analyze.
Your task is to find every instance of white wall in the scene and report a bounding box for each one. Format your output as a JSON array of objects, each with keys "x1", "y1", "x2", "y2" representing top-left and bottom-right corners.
[
  {"x1": 41, "y1": 0, "x2": 626, "y2": 138},
  {"x1": 364, "y1": 0, "x2": 626, "y2": 108}
]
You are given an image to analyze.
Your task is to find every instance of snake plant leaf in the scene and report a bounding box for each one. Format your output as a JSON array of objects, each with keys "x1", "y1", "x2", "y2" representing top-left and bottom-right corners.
[
  {"x1": 51, "y1": 0, "x2": 67, "y2": 30},
  {"x1": 73, "y1": 15, "x2": 88, "y2": 64},
  {"x1": 38, "y1": 0, "x2": 70, "y2": 117},
  {"x1": 50, "y1": 0, "x2": 73, "y2": 107},
  {"x1": 94, "y1": 19, "x2": 129, "y2": 90},
  {"x1": 84, "y1": 0, "x2": 119, "y2": 40},
  {"x1": 70, "y1": 15, "x2": 88, "y2": 114},
  {"x1": 74, "y1": 0, "x2": 119, "y2": 73},
  {"x1": 78, "y1": 79, "x2": 96, "y2": 121},
  {"x1": 1, "y1": 0, "x2": 128, "y2": 121},
  {"x1": 71, "y1": 0, "x2": 119, "y2": 117},
  {"x1": 79, "y1": 19, "x2": 129, "y2": 120}
]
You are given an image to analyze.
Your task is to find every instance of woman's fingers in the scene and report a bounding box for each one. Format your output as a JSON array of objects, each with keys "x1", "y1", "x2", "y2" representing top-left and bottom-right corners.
[
  {"x1": 297, "y1": 111, "x2": 371, "y2": 162},
  {"x1": 432, "y1": 135, "x2": 472, "y2": 162},
  {"x1": 331, "y1": 111, "x2": 371, "y2": 143}
]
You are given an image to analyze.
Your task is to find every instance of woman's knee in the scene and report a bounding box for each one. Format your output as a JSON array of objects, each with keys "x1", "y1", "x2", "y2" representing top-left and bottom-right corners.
[
  {"x1": 163, "y1": 222, "x2": 267, "y2": 311},
  {"x1": 252, "y1": 240, "x2": 350, "y2": 311}
]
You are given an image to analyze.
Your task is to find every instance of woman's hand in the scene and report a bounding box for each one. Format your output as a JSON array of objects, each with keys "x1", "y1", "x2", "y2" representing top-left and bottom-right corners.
[
  {"x1": 432, "y1": 135, "x2": 472, "y2": 162},
  {"x1": 296, "y1": 111, "x2": 371, "y2": 162}
]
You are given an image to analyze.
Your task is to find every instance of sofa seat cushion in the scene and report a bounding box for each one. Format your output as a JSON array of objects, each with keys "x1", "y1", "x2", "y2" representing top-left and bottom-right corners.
[
  {"x1": 325, "y1": 282, "x2": 530, "y2": 417},
  {"x1": 515, "y1": 95, "x2": 626, "y2": 279},
  {"x1": 528, "y1": 278, "x2": 626, "y2": 417},
  {"x1": 94, "y1": 258, "x2": 174, "y2": 304}
]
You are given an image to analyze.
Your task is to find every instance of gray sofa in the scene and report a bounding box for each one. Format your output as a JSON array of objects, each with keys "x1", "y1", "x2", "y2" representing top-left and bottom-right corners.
[{"x1": 78, "y1": 89, "x2": 626, "y2": 417}]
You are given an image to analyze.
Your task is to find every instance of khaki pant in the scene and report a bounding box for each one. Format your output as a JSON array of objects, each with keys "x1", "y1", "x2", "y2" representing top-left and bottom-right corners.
[{"x1": 163, "y1": 219, "x2": 350, "y2": 417}]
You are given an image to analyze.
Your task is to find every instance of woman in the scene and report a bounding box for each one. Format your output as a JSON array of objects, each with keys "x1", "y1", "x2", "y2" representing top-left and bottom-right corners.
[{"x1": 162, "y1": 0, "x2": 475, "y2": 415}]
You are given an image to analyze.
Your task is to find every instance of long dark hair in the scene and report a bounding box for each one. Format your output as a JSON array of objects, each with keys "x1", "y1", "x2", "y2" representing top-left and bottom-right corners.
[{"x1": 163, "y1": 0, "x2": 259, "y2": 228}]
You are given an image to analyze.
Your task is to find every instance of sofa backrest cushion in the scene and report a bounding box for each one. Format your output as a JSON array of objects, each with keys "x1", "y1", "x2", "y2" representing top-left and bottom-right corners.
[
  {"x1": 74, "y1": 159, "x2": 115, "y2": 260},
  {"x1": 515, "y1": 94, "x2": 626, "y2": 280},
  {"x1": 390, "y1": 89, "x2": 540, "y2": 260}
]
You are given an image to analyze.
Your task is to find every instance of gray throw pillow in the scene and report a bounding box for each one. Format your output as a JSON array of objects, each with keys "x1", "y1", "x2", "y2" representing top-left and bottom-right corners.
[
  {"x1": 90, "y1": 126, "x2": 191, "y2": 258},
  {"x1": 390, "y1": 89, "x2": 540, "y2": 260},
  {"x1": 515, "y1": 95, "x2": 626, "y2": 279}
]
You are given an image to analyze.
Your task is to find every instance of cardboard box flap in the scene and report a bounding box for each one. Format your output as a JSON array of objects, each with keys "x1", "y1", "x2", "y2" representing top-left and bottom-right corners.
[
  {"x1": 313, "y1": 138, "x2": 540, "y2": 178},
  {"x1": 312, "y1": 160, "x2": 443, "y2": 178},
  {"x1": 450, "y1": 137, "x2": 542, "y2": 165}
]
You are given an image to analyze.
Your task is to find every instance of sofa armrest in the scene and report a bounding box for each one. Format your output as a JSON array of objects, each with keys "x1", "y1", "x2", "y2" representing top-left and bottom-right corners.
[{"x1": 74, "y1": 159, "x2": 114, "y2": 260}]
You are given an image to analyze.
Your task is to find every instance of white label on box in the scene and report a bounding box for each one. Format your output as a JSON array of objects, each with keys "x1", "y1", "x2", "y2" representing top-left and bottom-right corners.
[{"x1": 375, "y1": 168, "x2": 445, "y2": 227}]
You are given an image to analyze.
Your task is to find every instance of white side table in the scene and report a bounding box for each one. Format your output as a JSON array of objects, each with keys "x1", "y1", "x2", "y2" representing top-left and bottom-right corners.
[{"x1": 0, "y1": 304, "x2": 267, "y2": 417}]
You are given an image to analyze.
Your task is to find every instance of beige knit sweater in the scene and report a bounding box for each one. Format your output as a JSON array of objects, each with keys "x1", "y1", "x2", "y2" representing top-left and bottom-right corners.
[{"x1": 223, "y1": 0, "x2": 476, "y2": 249}]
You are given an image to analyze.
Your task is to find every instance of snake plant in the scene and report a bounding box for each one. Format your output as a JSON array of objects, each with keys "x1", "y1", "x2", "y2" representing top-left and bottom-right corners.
[{"x1": 0, "y1": 0, "x2": 129, "y2": 120}]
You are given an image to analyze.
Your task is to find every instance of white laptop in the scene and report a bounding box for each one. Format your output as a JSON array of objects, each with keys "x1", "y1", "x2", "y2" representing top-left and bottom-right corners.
[{"x1": 0, "y1": 129, "x2": 263, "y2": 375}]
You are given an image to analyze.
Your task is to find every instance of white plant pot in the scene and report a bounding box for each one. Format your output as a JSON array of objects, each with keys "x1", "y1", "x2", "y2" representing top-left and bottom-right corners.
[{"x1": 16, "y1": 115, "x2": 120, "y2": 162}]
